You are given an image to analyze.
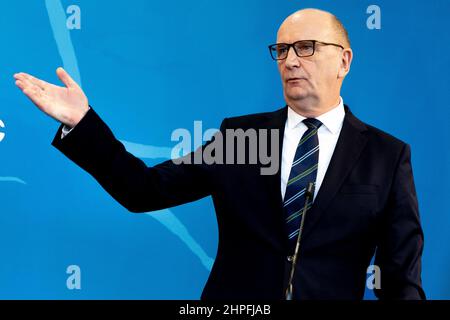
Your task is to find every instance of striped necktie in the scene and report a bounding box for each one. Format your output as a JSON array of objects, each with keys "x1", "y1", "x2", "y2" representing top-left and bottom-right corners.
[{"x1": 284, "y1": 118, "x2": 323, "y2": 249}]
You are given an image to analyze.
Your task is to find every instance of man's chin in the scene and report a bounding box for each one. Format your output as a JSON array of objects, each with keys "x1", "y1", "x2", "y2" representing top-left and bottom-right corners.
[{"x1": 285, "y1": 91, "x2": 309, "y2": 102}]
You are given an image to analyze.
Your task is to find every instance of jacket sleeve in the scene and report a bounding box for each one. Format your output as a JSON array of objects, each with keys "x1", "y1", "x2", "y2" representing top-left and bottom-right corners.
[
  {"x1": 52, "y1": 107, "x2": 221, "y2": 213},
  {"x1": 374, "y1": 143, "x2": 426, "y2": 300}
]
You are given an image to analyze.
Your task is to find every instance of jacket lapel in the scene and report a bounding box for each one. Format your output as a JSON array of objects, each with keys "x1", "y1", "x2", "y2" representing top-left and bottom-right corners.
[
  {"x1": 301, "y1": 105, "x2": 369, "y2": 241},
  {"x1": 264, "y1": 106, "x2": 288, "y2": 209},
  {"x1": 257, "y1": 106, "x2": 288, "y2": 252}
]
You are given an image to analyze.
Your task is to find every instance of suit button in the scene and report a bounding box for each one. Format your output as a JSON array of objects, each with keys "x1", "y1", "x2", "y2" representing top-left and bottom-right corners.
[{"x1": 287, "y1": 255, "x2": 293, "y2": 262}]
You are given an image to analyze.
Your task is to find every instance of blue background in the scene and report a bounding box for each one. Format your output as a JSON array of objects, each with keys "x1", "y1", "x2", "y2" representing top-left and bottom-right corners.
[{"x1": 0, "y1": 0, "x2": 448, "y2": 299}]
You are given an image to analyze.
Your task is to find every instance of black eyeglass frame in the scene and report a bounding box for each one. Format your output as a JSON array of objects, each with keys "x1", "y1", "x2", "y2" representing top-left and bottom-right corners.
[{"x1": 268, "y1": 40, "x2": 345, "y2": 60}]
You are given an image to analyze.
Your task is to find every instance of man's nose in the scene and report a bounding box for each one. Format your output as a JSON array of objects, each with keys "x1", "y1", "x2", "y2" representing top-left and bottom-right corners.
[{"x1": 285, "y1": 47, "x2": 300, "y2": 68}]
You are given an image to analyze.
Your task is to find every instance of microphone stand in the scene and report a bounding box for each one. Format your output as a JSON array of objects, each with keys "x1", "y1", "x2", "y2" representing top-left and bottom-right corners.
[{"x1": 285, "y1": 182, "x2": 315, "y2": 300}]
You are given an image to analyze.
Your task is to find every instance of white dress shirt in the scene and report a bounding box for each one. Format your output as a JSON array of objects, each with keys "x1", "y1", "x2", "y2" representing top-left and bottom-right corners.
[
  {"x1": 61, "y1": 124, "x2": 73, "y2": 137},
  {"x1": 281, "y1": 98, "x2": 346, "y2": 201}
]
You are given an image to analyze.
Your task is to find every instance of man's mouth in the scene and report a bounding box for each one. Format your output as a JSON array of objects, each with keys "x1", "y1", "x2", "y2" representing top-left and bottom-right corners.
[{"x1": 286, "y1": 77, "x2": 305, "y2": 82}]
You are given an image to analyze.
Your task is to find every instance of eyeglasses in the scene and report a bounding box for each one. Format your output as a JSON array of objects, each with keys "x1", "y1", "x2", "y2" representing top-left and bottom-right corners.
[{"x1": 268, "y1": 40, "x2": 344, "y2": 61}]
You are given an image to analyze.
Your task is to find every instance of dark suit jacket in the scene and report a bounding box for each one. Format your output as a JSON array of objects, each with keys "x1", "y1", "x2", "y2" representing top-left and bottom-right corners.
[{"x1": 52, "y1": 105, "x2": 425, "y2": 300}]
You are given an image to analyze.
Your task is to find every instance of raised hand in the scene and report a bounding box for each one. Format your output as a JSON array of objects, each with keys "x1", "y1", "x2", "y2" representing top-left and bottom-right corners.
[{"x1": 14, "y1": 67, "x2": 89, "y2": 128}]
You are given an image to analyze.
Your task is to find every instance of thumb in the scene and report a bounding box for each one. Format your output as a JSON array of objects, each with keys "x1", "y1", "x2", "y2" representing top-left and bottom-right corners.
[{"x1": 56, "y1": 67, "x2": 78, "y2": 88}]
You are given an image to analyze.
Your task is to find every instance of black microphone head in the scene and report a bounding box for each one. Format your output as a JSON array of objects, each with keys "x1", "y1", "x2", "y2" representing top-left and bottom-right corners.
[{"x1": 305, "y1": 182, "x2": 315, "y2": 198}]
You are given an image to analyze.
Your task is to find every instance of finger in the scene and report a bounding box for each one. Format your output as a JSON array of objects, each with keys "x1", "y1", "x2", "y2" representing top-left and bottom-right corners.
[
  {"x1": 16, "y1": 75, "x2": 42, "y2": 93},
  {"x1": 14, "y1": 73, "x2": 50, "y2": 91},
  {"x1": 15, "y1": 79, "x2": 25, "y2": 90},
  {"x1": 56, "y1": 67, "x2": 78, "y2": 88},
  {"x1": 16, "y1": 76, "x2": 48, "y2": 107},
  {"x1": 13, "y1": 72, "x2": 29, "y2": 81},
  {"x1": 14, "y1": 75, "x2": 53, "y2": 113},
  {"x1": 26, "y1": 74, "x2": 51, "y2": 91},
  {"x1": 15, "y1": 76, "x2": 33, "y2": 91}
]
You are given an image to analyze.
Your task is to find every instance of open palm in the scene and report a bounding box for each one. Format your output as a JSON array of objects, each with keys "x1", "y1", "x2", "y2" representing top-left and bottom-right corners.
[{"x1": 14, "y1": 67, "x2": 89, "y2": 128}]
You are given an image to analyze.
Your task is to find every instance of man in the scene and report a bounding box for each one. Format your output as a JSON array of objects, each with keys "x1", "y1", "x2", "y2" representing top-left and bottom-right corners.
[{"x1": 14, "y1": 8, "x2": 425, "y2": 300}]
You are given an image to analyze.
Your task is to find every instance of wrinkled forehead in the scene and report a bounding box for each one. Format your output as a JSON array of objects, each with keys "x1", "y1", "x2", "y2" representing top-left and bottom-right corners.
[{"x1": 277, "y1": 15, "x2": 335, "y2": 44}]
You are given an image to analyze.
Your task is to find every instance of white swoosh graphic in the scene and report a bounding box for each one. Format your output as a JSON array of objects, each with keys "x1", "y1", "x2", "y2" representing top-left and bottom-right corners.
[{"x1": 0, "y1": 177, "x2": 27, "y2": 185}]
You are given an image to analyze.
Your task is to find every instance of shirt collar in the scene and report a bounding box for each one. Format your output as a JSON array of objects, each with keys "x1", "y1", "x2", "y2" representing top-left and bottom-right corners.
[{"x1": 286, "y1": 97, "x2": 345, "y2": 135}]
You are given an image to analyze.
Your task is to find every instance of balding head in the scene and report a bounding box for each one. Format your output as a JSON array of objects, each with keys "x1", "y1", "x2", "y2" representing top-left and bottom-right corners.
[
  {"x1": 274, "y1": 8, "x2": 353, "y2": 117},
  {"x1": 277, "y1": 9, "x2": 350, "y2": 48}
]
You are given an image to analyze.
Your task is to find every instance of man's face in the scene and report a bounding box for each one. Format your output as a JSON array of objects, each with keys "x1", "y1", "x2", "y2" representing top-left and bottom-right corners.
[{"x1": 276, "y1": 14, "x2": 343, "y2": 106}]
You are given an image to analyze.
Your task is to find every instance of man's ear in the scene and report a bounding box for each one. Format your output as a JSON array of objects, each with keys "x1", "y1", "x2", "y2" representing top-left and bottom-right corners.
[{"x1": 338, "y1": 48, "x2": 353, "y2": 79}]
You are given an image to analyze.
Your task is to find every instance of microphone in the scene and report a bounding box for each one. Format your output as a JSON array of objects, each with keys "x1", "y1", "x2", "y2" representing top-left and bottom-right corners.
[{"x1": 285, "y1": 182, "x2": 315, "y2": 300}]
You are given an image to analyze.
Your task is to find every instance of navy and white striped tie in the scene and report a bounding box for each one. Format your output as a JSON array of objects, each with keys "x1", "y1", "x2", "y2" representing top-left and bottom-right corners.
[{"x1": 284, "y1": 118, "x2": 322, "y2": 250}]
